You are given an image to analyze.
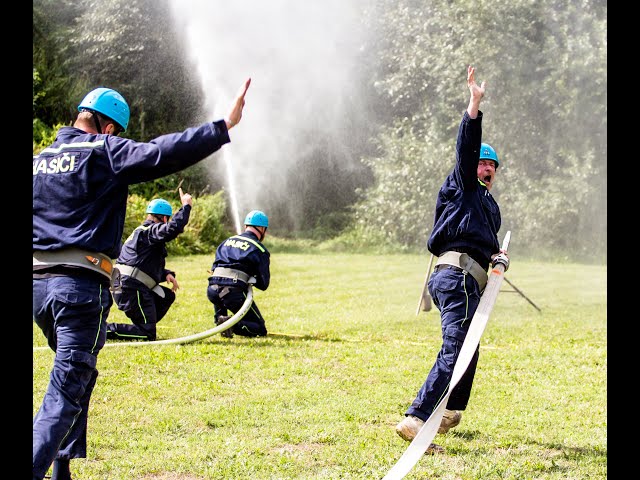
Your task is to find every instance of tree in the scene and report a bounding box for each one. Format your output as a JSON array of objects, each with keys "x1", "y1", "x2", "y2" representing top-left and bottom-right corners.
[
  {"x1": 33, "y1": 0, "x2": 85, "y2": 125},
  {"x1": 351, "y1": 0, "x2": 606, "y2": 260},
  {"x1": 33, "y1": 0, "x2": 212, "y2": 195}
]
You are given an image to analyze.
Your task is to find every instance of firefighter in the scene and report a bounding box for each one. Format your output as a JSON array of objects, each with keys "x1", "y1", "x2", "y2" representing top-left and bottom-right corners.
[
  {"x1": 33, "y1": 78, "x2": 250, "y2": 480},
  {"x1": 207, "y1": 210, "x2": 271, "y2": 338},
  {"x1": 395, "y1": 66, "x2": 508, "y2": 453},
  {"x1": 107, "y1": 190, "x2": 192, "y2": 341}
]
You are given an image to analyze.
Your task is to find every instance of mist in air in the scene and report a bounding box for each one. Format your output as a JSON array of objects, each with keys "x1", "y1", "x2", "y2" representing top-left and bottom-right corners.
[{"x1": 168, "y1": 0, "x2": 374, "y2": 232}]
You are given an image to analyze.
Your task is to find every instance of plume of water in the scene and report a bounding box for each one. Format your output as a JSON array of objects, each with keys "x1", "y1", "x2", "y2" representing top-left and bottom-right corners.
[
  {"x1": 222, "y1": 148, "x2": 242, "y2": 234},
  {"x1": 167, "y1": 0, "x2": 371, "y2": 232}
]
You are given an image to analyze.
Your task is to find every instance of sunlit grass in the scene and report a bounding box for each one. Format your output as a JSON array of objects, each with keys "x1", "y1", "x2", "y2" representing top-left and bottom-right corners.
[{"x1": 33, "y1": 253, "x2": 606, "y2": 479}]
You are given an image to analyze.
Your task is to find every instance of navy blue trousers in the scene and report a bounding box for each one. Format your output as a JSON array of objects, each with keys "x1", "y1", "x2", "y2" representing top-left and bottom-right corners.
[
  {"x1": 108, "y1": 285, "x2": 175, "y2": 341},
  {"x1": 33, "y1": 273, "x2": 111, "y2": 480},
  {"x1": 206, "y1": 284, "x2": 267, "y2": 337},
  {"x1": 406, "y1": 265, "x2": 482, "y2": 422}
]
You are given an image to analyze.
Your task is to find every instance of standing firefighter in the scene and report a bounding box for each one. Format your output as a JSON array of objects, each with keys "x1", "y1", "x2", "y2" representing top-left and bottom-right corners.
[
  {"x1": 107, "y1": 189, "x2": 192, "y2": 341},
  {"x1": 206, "y1": 210, "x2": 271, "y2": 338},
  {"x1": 395, "y1": 65, "x2": 509, "y2": 453},
  {"x1": 33, "y1": 78, "x2": 251, "y2": 480}
]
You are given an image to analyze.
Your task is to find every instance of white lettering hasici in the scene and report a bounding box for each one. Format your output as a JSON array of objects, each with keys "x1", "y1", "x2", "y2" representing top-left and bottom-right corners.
[
  {"x1": 224, "y1": 239, "x2": 251, "y2": 251},
  {"x1": 33, "y1": 139, "x2": 105, "y2": 175},
  {"x1": 33, "y1": 153, "x2": 77, "y2": 175}
]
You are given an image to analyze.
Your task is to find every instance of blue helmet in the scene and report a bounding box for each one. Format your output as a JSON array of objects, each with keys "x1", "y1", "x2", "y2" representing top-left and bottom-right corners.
[
  {"x1": 78, "y1": 87, "x2": 130, "y2": 132},
  {"x1": 480, "y1": 143, "x2": 499, "y2": 168},
  {"x1": 146, "y1": 199, "x2": 173, "y2": 217},
  {"x1": 244, "y1": 210, "x2": 269, "y2": 228}
]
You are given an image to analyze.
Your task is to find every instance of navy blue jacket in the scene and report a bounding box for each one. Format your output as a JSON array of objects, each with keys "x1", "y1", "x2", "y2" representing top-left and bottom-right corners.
[
  {"x1": 210, "y1": 231, "x2": 270, "y2": 291},
  {"x1": 117, "y1": 204, "x2": 191, "y2": 286},
  {"x1": 427, "y1": 111, "x2": 501, "y2": 270},
  {"x1": 33, "y1": 120, "x2": 229, "y2": 259}
]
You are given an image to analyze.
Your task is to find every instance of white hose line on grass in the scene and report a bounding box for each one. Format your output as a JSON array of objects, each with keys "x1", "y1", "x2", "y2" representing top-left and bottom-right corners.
[
  {"x1": 383, "y1": 266, "x2": 507, "y2": 479},
  {"x1": 33, "y1": 286, "x2": 253, "y2": 351},
  {"x1": 383, "y1": 233, "x2": 511, "y2": 480}
]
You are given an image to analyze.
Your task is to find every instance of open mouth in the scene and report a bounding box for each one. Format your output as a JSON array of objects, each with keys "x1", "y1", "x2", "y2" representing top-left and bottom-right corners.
[{"x1": 483, "y1": 174, "x2": 492, "y2": 183}]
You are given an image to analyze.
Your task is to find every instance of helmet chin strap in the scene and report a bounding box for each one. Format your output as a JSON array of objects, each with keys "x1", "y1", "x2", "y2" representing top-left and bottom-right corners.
[
  {"x1": 92, "y1": 112, "x2": 103, "y2": 134},
  {"x1": 90, "y1": 112, "x2": 119, "y2": 135},
  {"x1": 248, "y1": 225, "x2": 265, "y2": 241}
]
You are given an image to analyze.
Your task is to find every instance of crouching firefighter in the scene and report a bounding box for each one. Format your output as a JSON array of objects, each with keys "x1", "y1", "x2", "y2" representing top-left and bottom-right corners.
[
  {"x1": 207, "y1": 210, "x2": 271, "y2": 338},
  {"x1": 107, "y1": 190, "x2": 192, "y2": 341}
]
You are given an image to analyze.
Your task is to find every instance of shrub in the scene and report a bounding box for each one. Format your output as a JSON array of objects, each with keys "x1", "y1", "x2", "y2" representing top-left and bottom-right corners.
[
  {"x1": 33, "y1": 120, "x2": 66, "y2": 154},
  {"x1": 123, "y1": 192, "x2": 233, "y2": 256}
]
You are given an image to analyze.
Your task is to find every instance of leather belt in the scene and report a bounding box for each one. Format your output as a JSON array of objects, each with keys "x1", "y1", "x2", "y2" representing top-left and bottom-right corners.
[
  {"x1": 33, "y1": 248, "x2": 113, "y2": 280},
  {"x1": 435, "y1": 251, "x2": 488, "y2": 291}
]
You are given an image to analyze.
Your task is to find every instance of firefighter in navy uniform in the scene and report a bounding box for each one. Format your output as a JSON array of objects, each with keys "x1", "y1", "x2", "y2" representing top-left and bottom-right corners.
[
  {"x1": 395, "y1": 65, "x2": 509, "y2": 454},
  {"x1": 33, "y1": 79, "x2": 250, "y2": 480},
  {"x1": 107, "y1": 190, "x2": 192, "y2": 341},
  {"x1": 207, "y1": 210, "x2": 271, "y2": 338}
]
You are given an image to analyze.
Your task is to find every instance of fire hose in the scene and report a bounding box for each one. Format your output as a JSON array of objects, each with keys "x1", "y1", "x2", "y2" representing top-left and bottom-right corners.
[
  {"x1": 382, "y1": 231, "x2": 511, "y2": 480},
  {"x1": 33, "y1": 286, "x2": 253, "y2": 351}
]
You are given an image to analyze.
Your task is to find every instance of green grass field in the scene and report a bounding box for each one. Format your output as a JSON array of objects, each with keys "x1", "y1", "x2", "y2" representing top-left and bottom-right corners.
[{"x1": 33, "y1": 252, "x2": 607, "y2": 479}]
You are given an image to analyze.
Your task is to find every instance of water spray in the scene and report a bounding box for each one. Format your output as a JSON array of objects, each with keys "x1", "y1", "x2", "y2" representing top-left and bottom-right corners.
[{"x1": 223, "y1": 148, "x2": 243, "y2": 234}]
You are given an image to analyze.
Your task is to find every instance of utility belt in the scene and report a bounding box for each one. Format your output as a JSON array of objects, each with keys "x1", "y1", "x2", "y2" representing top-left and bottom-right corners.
[
  {"x1": 33, "y1": 247, "x2": 119, "y2": 290},
  {"x1": 115, "y1": 264, "x2": 166, "y2": 298},
  {"x1": 211, "y1": 267, "x2": 252, "y2": 284},
  {"x1": 434, "y1": 251, "x2": 488, "y2": 291},
  {"x1": 209, "y1": 268, "x2": 255, "y2": 299}
]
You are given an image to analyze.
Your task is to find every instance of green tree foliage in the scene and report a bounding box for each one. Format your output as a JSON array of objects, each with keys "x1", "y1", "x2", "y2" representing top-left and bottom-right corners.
[
  {"x1": 350, "y1": 0, "x2": 606, "y2": 261},
  {"x1": 32, "y1": 0, "x2": 211, "y2": 197},
  {"x1": 33, "y1": 0, "x2": 85, "y2": 125},
  {"x1": 33, "y1": 1, "x2": 606, "y2": 260},
  {"x1": 68, "y1": 0, "x2": 213, "y2": 197},
  {"x1": 33, "y1": 121, "x2": 66, "y2": 155}
]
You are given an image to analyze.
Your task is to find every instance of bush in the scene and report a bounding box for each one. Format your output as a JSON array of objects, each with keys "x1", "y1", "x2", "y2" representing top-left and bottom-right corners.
[
  {"x1": 33, "y1": 120, "x2": 66, "y2": 154},
  {"x1": 171, "y1": 191, "x2": 232, "y2": 255},
  {"x1": 123, "y1": 192, "x2": 233, "y2": 256},
  {"x1": 122, "y1": 194, "x2": 150, "y2": 242}
]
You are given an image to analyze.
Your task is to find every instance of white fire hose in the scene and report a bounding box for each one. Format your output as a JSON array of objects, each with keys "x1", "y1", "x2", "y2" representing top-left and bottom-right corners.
[
  {"x1": 383, "y1": 231, "x2": 511, "y2": 480},
  {"x1": 33, "y1": 286, "x2": 253, "y2": 351}
]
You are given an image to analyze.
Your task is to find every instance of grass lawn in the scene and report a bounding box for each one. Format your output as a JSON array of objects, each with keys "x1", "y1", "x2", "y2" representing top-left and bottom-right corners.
[{"x1": 33, "y1": 252, "x2": 607, "y2": 479}]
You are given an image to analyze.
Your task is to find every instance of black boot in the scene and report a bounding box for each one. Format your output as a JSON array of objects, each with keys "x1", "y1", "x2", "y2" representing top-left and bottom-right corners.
[
  {"x1": 216, "y1": 315, "x2": 233, "y2": 338},
  {"x1": 51, "y1": 458, "x2": 72, "y2": 480},
  {"x1": 106, "y1": 323, "x2": 118, "y2": 340}
]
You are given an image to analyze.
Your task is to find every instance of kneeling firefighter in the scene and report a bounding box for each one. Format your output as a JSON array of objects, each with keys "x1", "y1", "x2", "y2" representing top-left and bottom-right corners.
[
  {"x1": 107, "y1": 190, "x2": 192, "y2": 341},
  {"x1": 206, "y1": 210, "x2": 271, "y2": 338}
]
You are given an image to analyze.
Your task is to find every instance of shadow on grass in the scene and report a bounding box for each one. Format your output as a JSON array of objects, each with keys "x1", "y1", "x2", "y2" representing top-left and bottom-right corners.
[
  {"x1": 95, "y1": 331, "x2": 346, "y2": 350},
  {"x1": 203, "y1": 331, "x2": 346, "y2": 346},
  {"x1": 445, "y1": 428, "x2": 606, "y2": 474}
]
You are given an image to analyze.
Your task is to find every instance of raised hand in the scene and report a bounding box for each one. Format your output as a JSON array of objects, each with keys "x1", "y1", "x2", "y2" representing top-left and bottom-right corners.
[
  {"x1": 466, "y1": 65, "x2": 485, "y2": 119},
  {"x1": 467, "y1": 65, "x2": 485, "y2": 101},
  {"x1": 179, "y1": 187, "x2": 192, "y2": 207},
  {"x1": 225, "y1": 77, "x2": 252, "y2": 130}
]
